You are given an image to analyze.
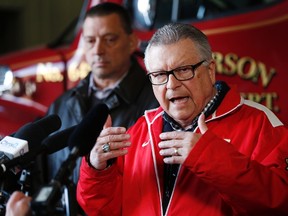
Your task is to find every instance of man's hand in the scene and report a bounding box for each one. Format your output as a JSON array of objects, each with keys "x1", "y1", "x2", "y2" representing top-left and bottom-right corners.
[
  {"x1": 89, "y1": 115, "x2": 131, "y2": 170},
  {"x1": 198, "y1": 113, "x2": 208, "y2": 134},
  {"x1": 159, "y1": 113, "x2": 208, "y2": 164},
  {"x1": 5, "y1": 191, "x2": 32, "y2": 216}
]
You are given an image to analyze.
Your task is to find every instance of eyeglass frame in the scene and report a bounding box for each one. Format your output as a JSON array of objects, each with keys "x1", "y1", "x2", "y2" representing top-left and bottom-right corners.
[{"x1": 147, "y1": 60, "x2": 206, "y2": 85}]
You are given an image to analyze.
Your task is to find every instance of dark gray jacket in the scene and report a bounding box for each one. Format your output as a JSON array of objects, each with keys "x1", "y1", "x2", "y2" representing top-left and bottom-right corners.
[{"x1": 44, "y1": 58, "x2": 158, "y2": 184}]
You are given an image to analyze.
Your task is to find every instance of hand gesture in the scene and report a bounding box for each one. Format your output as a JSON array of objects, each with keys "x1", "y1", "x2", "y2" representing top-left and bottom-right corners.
[
  {"x1": 158, "y1": 113, "x2": 208, "y2": 164},
  {"x1": 88, "y1": 115, "x2": 131, "y2": 170}
]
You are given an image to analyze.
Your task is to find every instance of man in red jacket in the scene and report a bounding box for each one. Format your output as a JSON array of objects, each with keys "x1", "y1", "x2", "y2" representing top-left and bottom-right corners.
[{"x1": 77, "y1": 23, "x2": 288, "y2": 215}]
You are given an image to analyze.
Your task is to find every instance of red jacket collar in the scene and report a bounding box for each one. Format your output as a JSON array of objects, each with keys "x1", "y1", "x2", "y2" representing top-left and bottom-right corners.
[{"x1": 144, "y1": 84, "x2": 243, "y2": 123}]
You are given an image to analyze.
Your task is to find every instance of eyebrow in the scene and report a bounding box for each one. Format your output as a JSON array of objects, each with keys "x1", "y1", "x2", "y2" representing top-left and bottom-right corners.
[{"x1": 149, "y1": 64, "x2": 193, "y2": 73}]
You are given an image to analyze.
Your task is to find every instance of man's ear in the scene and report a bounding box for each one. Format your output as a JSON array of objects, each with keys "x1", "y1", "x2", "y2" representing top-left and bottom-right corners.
[
  {"x1": 128, "y1": 33, "x2": 139, "y2": 53},
  {"x1": 208, "y1": 60, "x2": 216, "y2": 84}
]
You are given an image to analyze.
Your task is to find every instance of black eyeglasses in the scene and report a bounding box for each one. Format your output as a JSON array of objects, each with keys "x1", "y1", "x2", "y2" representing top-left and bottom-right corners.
[{"x1": 147, "y1": 60, "x2": 206, "y2": 85}]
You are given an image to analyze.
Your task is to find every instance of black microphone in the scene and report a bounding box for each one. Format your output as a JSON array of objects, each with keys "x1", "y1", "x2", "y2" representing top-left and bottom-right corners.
[
  {"x1": 0, "y1": 115, "x2": 61, "y2": 175},
  {"x1": 68, "y1": 104, "x2": 109, "y2": 156},
  {"x1": 42, "y1": 125, "x2": 77, "y2": 154},
  {"x1": 31, "y1": 103, "x2": 109, "y2": 215},
  {"x1": 0, "y1": 125, "x2": 76, "y2": 174},
  {"x1": 14, "y1": 114, "x2": 62, "y2": 149}
]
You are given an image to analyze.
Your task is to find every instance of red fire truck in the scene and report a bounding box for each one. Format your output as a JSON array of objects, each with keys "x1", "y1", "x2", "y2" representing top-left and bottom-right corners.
[{"x1": 0, "y1": 0, "x2": 287, "y2": 136}]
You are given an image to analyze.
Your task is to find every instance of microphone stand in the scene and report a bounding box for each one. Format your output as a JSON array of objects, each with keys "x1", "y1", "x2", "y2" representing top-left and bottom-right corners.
[
  {"x1": 18, "y1": 169, "x2": 31, "y2": 195},
  {"x1": 63, "y1": 180, "x2": 78, "y2": 216},
  {"x1": 0, "y1": 167, "x2": 32, "y2": 216},
  {"x1": 0, "y1": 190, "x2": 9, "y2": 216},
  {"x1": 31, "y1": 150, "x2": 79, "y2": 216}
]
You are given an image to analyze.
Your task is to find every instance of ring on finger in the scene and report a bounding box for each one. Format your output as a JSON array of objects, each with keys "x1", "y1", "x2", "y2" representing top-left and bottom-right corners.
[
  {"x1": 102, "y1": 143, "x2": 111, "y2": 153},
  {"x1": 173, "y1": 148, "x2": 179, "y2": 156}
]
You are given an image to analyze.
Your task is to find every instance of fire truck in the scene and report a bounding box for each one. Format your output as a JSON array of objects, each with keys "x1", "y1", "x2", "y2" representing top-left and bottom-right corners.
[{"x1": 0, "y1": 0, "x2": 287, "y2": 136}]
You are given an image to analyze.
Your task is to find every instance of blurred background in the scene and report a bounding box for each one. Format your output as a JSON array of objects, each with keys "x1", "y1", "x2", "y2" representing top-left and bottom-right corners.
[
  {"x1": 0, "y1": 0, "x2": 287, "y2": 137},
  {"x1": 0, "y1": 0, "x2": 82, "y2": 55},
  {"x1": 0, "y1": 0, "x2": 287, "y2": 213}
]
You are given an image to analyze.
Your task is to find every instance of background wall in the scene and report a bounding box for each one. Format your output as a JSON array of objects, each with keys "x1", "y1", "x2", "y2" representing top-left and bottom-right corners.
[{"x1": 0, "y1": 0, "x2": 83, "y2": 55}]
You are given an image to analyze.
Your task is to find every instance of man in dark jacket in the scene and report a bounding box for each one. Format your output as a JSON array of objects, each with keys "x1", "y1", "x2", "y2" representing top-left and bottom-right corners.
[
  {"x1": 4, "y1": 3, "x2": 157, "y2": 216},
  {"x1": 43, "y1": 1, "x2": 158, "y2": 199}
]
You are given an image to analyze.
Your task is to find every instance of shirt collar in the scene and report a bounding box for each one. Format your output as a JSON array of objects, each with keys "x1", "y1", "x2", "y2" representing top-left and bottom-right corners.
[
  {"x1": 88, "y1": 71, "x2": 128, "y2": 100},
  {"x1": 163, "y1": 81, "x2": 230, "y2": 131}
]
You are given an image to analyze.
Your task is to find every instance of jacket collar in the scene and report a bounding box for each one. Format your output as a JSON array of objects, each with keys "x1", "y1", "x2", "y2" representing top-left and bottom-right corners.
[
  {"x1": 144, "y1": 81, "x2": 243, "y2": 125},
  {"x1": 105, "y1": 57, "x2": 148, "y2": 110},
  {"x1": 70, "y1": 57, "x2": 148, "y2": 110},
  {"x1": 113, "y1": 57, "x2": 148, "y2": 105}
]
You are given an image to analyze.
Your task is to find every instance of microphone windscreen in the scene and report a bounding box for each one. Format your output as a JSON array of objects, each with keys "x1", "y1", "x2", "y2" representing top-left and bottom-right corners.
[
  {"x1": 32, "y1": 114, "x2": 61, "y2": 136},
  {"x1": 14, "y1": 114, "x2": 62, "y2": 150},
  {"x1": 42, "y1": 125, "x2": 77, "y2": 154},
  {"x1": 68, "y1": 103, "x2": 109, "y2": 156}
]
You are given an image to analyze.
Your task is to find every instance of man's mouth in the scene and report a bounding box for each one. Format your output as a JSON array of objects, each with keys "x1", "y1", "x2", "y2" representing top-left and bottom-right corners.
[{"x1": 169, "y1": 96, "x2": 189, "y2": 103}]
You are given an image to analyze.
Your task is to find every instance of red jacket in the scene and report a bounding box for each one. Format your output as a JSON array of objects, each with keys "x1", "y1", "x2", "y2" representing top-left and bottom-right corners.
[{"x1": 77, "y1": 86, "x2": 288, "y2": 216}]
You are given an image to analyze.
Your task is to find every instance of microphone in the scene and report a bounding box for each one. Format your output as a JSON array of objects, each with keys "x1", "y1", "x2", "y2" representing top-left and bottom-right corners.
[
  {"x1": 0, "y1": 125, "x2": 76, "y2": 175},
  {"x1": 31, "y1": 104, "x2": 109, "y2": 215},
  {"x1": 42, "y1": 125, "x2": 77, "y2": 154},
  {"x1": 0, "y1": 115, "x2": 61, "y2": 175},
  {"x1": 67, "y1": 103, "x2": 109, "y2": 156}
]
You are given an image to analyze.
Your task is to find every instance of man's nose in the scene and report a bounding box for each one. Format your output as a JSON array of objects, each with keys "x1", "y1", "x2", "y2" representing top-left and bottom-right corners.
[
  {"x1": 166, "y1": 73, "x2": 181, "y2": 89},
  {"x1": 92, "y1": 40, "x2": 105, "y2": 55}
]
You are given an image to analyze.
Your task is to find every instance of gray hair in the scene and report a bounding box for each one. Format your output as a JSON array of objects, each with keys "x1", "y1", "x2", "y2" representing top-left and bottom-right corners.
[{"x1": 144, "y1": 23, "x2": 212, "y2": 65}]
